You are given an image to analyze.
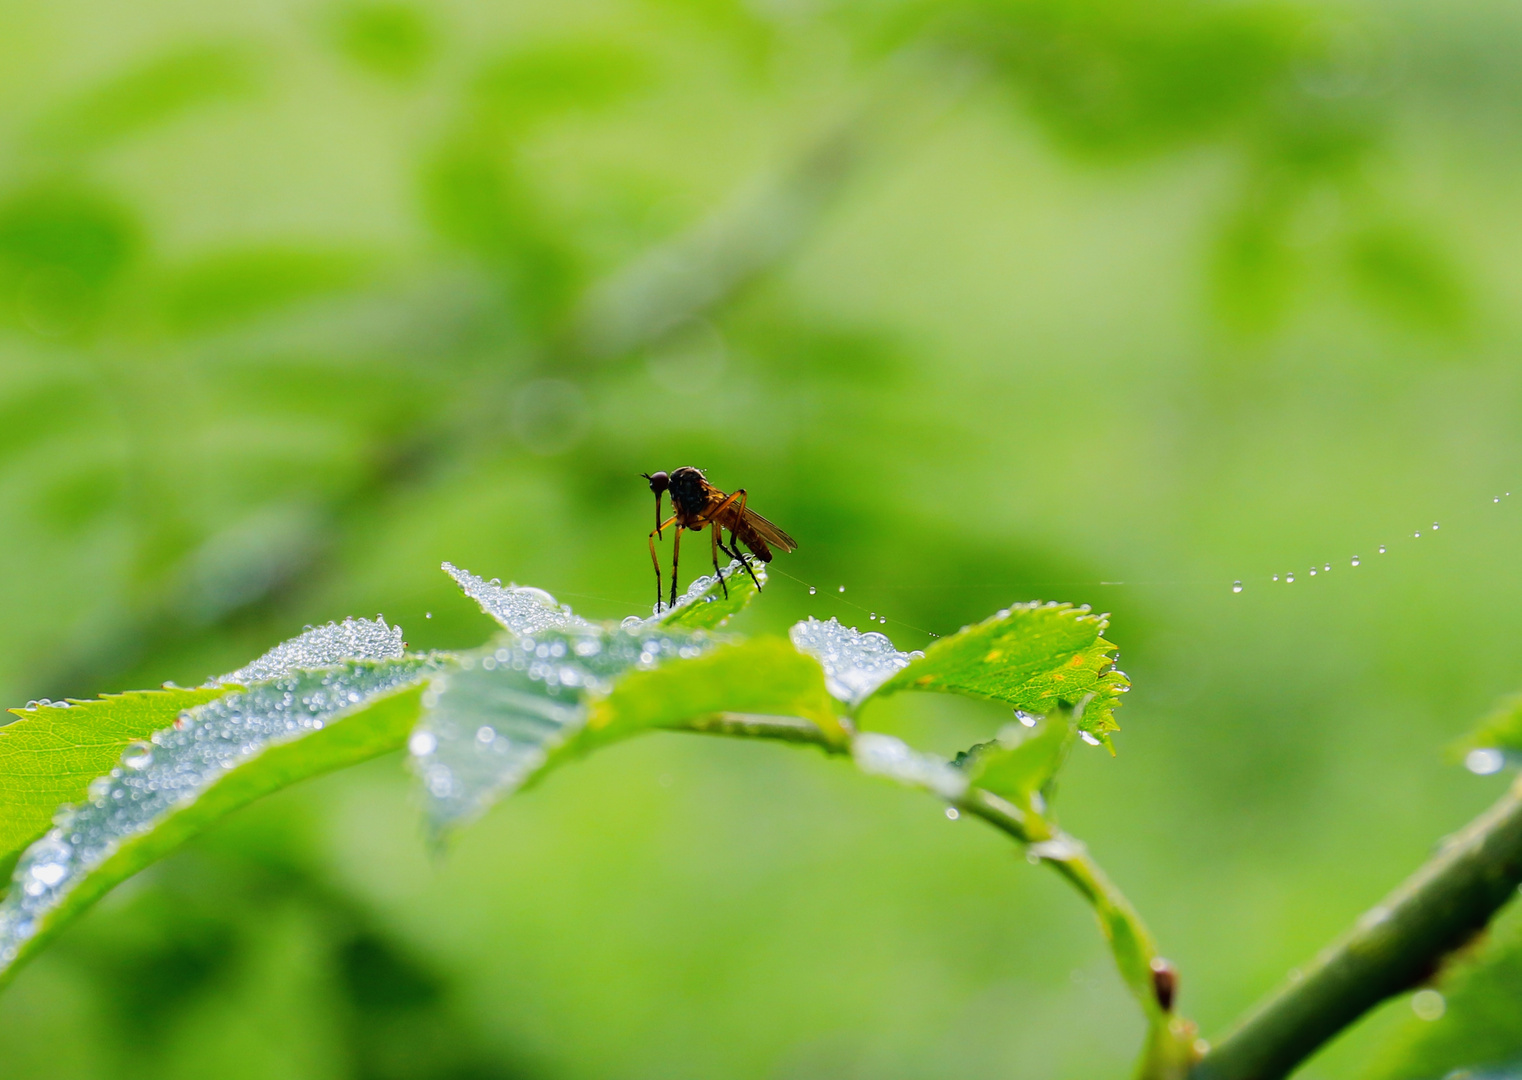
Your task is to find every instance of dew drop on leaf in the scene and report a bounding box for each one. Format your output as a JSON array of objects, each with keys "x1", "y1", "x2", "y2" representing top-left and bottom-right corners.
[
  {"x1": 121, "y1": 741, "x2": 153, "y2": 770},
  {"x1": 1080, "y1": 731, "x2": 1101, "y2": 746},
  {"x1": 1465, "y1": 747, "x2": 1505, "y2": 775}
]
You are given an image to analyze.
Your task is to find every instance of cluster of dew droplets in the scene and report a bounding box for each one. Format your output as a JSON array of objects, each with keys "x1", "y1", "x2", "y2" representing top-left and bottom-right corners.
[
  {"x1": 214, "y1": 617, "x2": 405, "y2": 684},
  {"x1": 789, "y1": 617, "x2": 923, "y2": 706},
  {"x1": 0, "y1": 656, "x2": 440, "y2": 971},
  {"x1": 441, "y1": 562, "x2": 595, "y2": 635}
]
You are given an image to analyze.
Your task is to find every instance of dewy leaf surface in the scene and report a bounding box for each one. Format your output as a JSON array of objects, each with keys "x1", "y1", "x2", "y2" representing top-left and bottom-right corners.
[
  {"x1": 0, "y1": 687, "x2": 228, "y2": 878},
  {"x1": 0, "y1": 656, "x2": 442, "y2": 989},
  {"x1": 876, "y1": 602, "x2": 1129, "y2": 741},
  {"x1": 412, "y1": 624, "x2": 715, "y2": 833},
  {"x1": 442, "y1": 562, "x2": 596, "y2": 634},
  {"x1": 654, "y1": 558, "x2": 765, "y2": 630},
  {"x1": 789, "y1": 617, "x2": 923, "y2": 706},
  {"x1": 213, "y1": 616, "x2": 405, "y2": 684}
]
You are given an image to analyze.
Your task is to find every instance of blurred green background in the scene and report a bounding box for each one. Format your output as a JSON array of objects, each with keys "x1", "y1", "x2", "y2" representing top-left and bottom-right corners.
[{"x1": 0, "y1": 0, "x2": 1520, "y2": 1075}]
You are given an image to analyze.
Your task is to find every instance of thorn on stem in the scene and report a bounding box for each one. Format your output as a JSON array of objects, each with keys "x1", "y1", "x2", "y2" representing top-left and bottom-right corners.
[{"x1": 1151, "y1": 957, "x2": 1178, "y2": 1013}]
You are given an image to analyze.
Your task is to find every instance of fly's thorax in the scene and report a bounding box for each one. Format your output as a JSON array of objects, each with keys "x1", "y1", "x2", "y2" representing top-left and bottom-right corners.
[{"x1": 669, "y1": 467, "x2": 711, "y2": 516}]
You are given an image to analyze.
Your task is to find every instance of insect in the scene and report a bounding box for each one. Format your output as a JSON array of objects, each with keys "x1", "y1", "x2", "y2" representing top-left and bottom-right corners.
[{"x1": 641, "y1": 467, "x2": 797, "y2": 611}]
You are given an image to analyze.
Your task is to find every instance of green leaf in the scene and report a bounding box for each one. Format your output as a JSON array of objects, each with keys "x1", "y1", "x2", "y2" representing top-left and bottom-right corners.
[
  {"x1": 957, "y1": 709, "x2": 1076, "y2": 810},
  {"x1": 412, "y1": 628, "x2": 836, "y2": 835},
  {"x1": 0, "y1": 657, "x2": 441, "y2": 989},
  {"x1": 875, "y1": 602, "x2": 1129, "y2": 744},
  {"x1": 0, "y1": 687, "x2": 229, "y2": 880},
  {"x1": 588, "y1": 636, "x2": 840, "y2": 743},
  {"x1": 656, "y1": 558, "x2": 766, "y2": 630},
  {"x1": 1362, "y1": 903, "x2": 1522, "y2": 1080},
  {"x1": 1461, "y1": 692, "x2": 1522, "y2": 757}
]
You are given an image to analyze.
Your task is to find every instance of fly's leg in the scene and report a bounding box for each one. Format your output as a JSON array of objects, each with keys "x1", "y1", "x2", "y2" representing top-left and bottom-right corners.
[
  {"x1": 720, "y1": 533, "x2": 763, "y2": 592},
  {"x1": 649, "y1": 514, "x2": 677, "y2": 612},
  {"x1": 709, "y1": 524, "x2": 729, "y2": 599},
  {"x1": 669, "y1": 525, "x2": 683, "y2": 610}
]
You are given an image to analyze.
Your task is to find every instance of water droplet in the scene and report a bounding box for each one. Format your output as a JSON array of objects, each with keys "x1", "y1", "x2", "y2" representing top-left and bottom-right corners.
[
  {"x1": 1232, "y1": 581, "x2": 1242, "y2": 593},
  {"x1": 1414, "y1": 531, "x2": 1421, "y2": 538},
  {"x1": 121, "y1": 742, "x2": 153, "y2": 770},
  {"x1": 1351, "y1": 556, "x2": 1360, "y2": 566},
  {"x1": 425, "y1": 612, "x2": 433, "y2": 619},
  {"x1": 1015, "y1": 709, "x2": 1038, "y2": 727},
  {"x1": 869, "y1": 612, "x2": 877, "y2": 621},
  {"x1": 1286, "y1": 572, "x2": 1295, "y2": 583},
  {"x1": 1379, "y1": 545, "x2": 1386, "y2": 554},
  {"x1": 838, "y1": 585, "x2": 845, "y2": 593},
  {"x1": 1433, "y1": 522, "x2": 1440, "y2": 530},
  {"x1": 1496, "y1": 497, "x2": 1502, "y2": 503},
  {"x1": 1080, "y1": 732, "x2": 1101, "y2": 746},
  {"x1": 1411, "y1": 989, "x2": 1445, "y2": 1022},
  {"x1": 808, "y1": 587, "x2": 816, "y2": 595},
  {"x1": 1465, "y1": 748, "x2": 1505, "y2": 776},
  {"x1": 1309, "y1": 568, "x2": 1317, "y2": 576},
  {"x1": 1272, "y1": 574, "x2": 1280, "y2": 582},
  {"x1": 945, "y1": 807, "x2": 959, "y2": 820},
  {"x1": 1324, "y1": 563, "x2": 1331, "y2": 572}
]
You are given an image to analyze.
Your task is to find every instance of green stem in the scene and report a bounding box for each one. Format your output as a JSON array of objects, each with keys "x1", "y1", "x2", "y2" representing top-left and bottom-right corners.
[
  {"x1": 676, "y1": 712, "x2": 1197, "y2": 1076},
  {"x1": 1191, "y1": 775, "x2": 1522, "y2": 1080}
]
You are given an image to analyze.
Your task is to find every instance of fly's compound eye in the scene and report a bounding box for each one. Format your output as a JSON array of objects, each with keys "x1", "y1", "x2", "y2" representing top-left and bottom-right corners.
[{"x1": 645, "y1": 471, "x2": 670, "y2": 494}]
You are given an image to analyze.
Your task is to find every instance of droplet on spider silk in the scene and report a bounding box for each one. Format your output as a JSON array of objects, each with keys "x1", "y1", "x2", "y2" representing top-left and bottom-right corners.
[
  {"x1": 1433, "y1": 522, "x2": 1440, "y2": 531},
  {"x1": 1232, "y1": 582, "x2": 1242, "y2": 593},
  {"x1": 808, "y1": 587, "x2": 816, "y2": 595},
  {"x1": 1414, "y1": 531, "x2": 1421, "y2": 539},
  {"x1": 1309, "y1": 568, "x2": 1317, "y2": 576},
  {"x1": 1496, "y1": 497, "x2": 1502, "y2": 504},
  {"x1": 1286, "y1": 572, "x2": 1295, "y2": 583},
  {"x1": 1272, "y1": 574, "x2": 1280, "y2": 582},
  {"x1": 1324, "y1": 563, "x2": 1331, "y2": 573},
  {"x1": 1378, "y1": 545, "x2": 1387, "y2": 554},
  {"x1": 1351, "y1": 556, "x2": 1360, "y2": 567},
  {"x1": 838, "y1": 586, "x2": 845, "y2": 593}
]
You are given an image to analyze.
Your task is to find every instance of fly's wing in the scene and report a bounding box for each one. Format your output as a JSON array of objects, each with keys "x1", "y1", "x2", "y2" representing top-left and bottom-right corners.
[{"x1": 740, "y1": 507, "x2": 797, "y2": 552}]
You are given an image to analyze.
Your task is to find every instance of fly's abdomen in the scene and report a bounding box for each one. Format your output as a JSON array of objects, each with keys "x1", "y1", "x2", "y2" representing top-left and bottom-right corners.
[{"x1": 730, "y1": 520, "x2": 773, "y2": 562}]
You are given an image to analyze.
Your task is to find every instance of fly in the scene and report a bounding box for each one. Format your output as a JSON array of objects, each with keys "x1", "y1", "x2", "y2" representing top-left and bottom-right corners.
[{"x1": 641, "y1": 467, "x2": 797, "y2": 612}]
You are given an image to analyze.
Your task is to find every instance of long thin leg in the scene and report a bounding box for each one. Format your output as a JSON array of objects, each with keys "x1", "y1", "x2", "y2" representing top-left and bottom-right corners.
[
  {"x1": 669, "y1": 525, "x2": 683, "y2": 610},
  {"x1": 709, "y1": 524, "x2": 729, "y2": 598},
  {"x1": 721, "y1": 533, "x2": 764, "y2": 591},
  {"x1": 649, "y1": 513, "x2": 678, "y2": 612}
]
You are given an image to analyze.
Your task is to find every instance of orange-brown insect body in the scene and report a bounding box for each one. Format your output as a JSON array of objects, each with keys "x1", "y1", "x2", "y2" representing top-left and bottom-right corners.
[
  {"x1": 642, "y1": 466, "x2": 797, "y2": 611},
  {"x1": 668, "y1": 467, "x2": 775, "y2": 562}
]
